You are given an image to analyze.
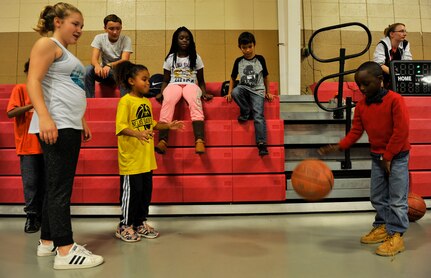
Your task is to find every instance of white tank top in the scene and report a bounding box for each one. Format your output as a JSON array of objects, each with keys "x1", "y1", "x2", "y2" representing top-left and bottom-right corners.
[{"x1": 29, "y1": 38, "x2": 86, "y2": 133}]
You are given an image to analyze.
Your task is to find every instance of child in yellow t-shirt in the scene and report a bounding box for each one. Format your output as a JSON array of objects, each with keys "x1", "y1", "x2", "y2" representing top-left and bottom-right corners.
[{"x1": 114, "y1": 61, "x2": 184, "y2": 242}]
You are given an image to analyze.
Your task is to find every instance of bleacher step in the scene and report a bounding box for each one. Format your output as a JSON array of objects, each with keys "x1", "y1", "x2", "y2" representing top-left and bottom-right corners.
[{"x1": 287, "y1": 177, "x2": 371, "y2": 200}]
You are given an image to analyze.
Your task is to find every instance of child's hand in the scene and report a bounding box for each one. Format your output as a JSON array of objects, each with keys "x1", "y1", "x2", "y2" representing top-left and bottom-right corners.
[
  {"x1": 265, "y1": 93, "x2": 275, "y2": 102},
  {"x1": 380, "y1": 158, "x2": 391, "y2": 175},
  {"x1": 82, "y1": 119, "x2": 92, "y2": 142},
  {"x1": 155, "y1": 93, "x2": 163, "y2": 104},
  {"x1": 202, "y1": 93, "x2": 213, "y2": 101},
  {"x1": 225, "y1": 94, "x2": 232, "y2": 103},
  {"x1": 169, "y1": 120, "x2": 185, "y2": 130},
  {"x1": 136, "y1": 130, "x2": 154, "y2": 143},
  {"x1": 39, "y1": 116, "x2": 58, "y2": 145},
  {"x1": 318, "y1": 144, "x2": 340, "y2": 155}
]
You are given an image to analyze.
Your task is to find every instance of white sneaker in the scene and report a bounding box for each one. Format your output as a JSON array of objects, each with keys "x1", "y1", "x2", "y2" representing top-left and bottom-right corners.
[
  {"x1": 37, "y1": 240, "x2": 56, "y2": 257},
  {"x1": 53, "y1": 243, "x2": 103, "y2": 270}
]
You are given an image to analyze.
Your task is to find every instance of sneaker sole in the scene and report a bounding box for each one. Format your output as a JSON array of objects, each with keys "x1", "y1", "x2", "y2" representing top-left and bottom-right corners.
[
  {"x1": 37, "y1": 251, "x2": 56, "y2": 257},
  {"x1": 375, "y1": 246, "x2": 405, "y2": 256},
  {"x1": 155, "y1": 148, "x2": 166, "y2": 154},
  {"x1": 138, "y1": 232, "x2": 159, "y2": 239},
  {"x1": 54, "y1": 259, "x2": 104, "y2": 270},
  {"x1": 114, "y1": 231, "x2": 141, "y2": 242},
  {"x1": 25, "y1": 229, "x2": 40, "y2": 233}
]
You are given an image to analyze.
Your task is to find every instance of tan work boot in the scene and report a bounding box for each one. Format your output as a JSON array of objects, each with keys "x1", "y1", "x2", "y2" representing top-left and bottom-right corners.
[
  {"x1": 195, "y1": 139, "x2": 205, "y2": 154},
  {"x1": 360, "y1": 225, "x2": 388, "y2": 244},
  {"x1": 375, "y1": 233, "x2": 405, "y2": 256},
  {"x1": 155, "y1": 140, "x2": 168, "y2": 154}
]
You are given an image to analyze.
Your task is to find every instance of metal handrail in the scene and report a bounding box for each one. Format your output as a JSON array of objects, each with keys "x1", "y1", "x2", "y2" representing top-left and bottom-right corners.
[
  {"x1": 312, "y1": 69, "x2": 357, "y2": 112},
  {"x1": 308, "y1": 22, "x2": 372, "y2": 63},
  {"x1": 309, "y1": 22, "x2": 371, "y2": 116},
  {"x1": 307, "y1": 22, "x2": 372, "y2": 169}
]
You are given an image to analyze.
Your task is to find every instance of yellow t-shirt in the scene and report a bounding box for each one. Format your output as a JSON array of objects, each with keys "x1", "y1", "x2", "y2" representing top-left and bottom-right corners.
[{"x1": 116, "y1": 94, "x2": 158, "y2": 175}]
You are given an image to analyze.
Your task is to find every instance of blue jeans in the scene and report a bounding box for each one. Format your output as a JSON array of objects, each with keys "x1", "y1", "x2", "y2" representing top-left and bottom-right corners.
[
  {"x1": 370, "y1": 151, "x2": 409, "y2": 235},
  {"x1": 231, "y1": 86, "x2": 267, "y2": 144},
  {"x1": 84, "y1": 65, "x2": 127, "y2": 98}
]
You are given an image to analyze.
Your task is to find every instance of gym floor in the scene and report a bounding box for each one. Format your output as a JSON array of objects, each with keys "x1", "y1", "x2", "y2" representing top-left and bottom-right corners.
[{"x1": 0, "y1": 211, "x2": 430, "y2": 278}]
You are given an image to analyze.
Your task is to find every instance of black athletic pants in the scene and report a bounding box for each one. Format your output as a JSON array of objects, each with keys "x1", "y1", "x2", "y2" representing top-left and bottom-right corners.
[
  {"x1": 119, "y1": 172, "x2": 153, "y2": 227},
  {"x1": 39, "y1": 128, "x2": 81, "y2": 247}
]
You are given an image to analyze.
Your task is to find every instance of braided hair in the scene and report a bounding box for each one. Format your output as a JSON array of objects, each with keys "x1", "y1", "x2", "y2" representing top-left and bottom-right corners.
[{"x1": 165, "y1": 26, "x2": 197, "y2": 70}]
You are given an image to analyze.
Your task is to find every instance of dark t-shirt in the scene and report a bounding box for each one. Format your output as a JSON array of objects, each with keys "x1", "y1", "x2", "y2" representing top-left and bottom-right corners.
[{"x1": 231, "y1": 55, "x2": 268, "y2": 97}]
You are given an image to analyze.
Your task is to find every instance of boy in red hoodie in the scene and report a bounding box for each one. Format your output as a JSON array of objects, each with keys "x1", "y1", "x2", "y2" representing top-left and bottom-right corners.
[{"x1": 319, "y1": 61, "x2": 410, "y2": 256}]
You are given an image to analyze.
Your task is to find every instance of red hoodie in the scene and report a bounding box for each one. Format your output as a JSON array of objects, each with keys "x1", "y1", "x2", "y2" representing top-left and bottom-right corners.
[{"x1": 338, "y1": 90, "x2": 410, "y2": 161}]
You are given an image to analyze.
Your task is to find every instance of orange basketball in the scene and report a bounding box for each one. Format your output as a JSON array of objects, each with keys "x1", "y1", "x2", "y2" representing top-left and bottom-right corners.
[
  {"x1": 408, "y1": 192, "x2": 426, "y2": 222},
  {"x1": 291, "y1": 159, "x2": 334, "y2": 201}
]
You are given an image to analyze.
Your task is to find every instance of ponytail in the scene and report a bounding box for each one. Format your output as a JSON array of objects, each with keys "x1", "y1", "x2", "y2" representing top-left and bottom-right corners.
[
  {"x1": 114, "y1": 61, "x2": 148, "y2": 91},
  {"x1": 384, "y1": 23, "x2": 405, "y2": 37},
  {"x1": 34, "y1": 2, "x2": 81, "y2": 35}
]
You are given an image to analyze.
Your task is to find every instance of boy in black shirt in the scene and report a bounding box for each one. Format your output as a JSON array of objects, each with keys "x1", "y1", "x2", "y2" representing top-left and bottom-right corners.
[{"x1": 225, "y1": 32, "x2": 274, "y2": 156}]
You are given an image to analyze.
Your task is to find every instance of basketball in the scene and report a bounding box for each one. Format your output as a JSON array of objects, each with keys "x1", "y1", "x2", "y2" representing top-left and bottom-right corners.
[
  {"x1": 291, "y1": 159, "x2": 334, "y2": 201},
  {"x1": 408, "y1": 192, "x2": 427, "y2": 222}
]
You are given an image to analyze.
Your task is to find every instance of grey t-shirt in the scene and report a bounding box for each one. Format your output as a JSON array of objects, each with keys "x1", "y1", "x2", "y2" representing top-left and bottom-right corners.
[
  {"x1": 91, "y1": 33, "x2": 133, "y2": 66},
  {"x1": 231, "y1": 55, "x2": 268, "y2": 97}
]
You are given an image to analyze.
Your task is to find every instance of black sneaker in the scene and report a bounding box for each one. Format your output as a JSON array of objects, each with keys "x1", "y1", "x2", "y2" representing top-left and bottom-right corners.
[
  {"x1": 258, "y1": 143, "x2": 269, "y2": 156},
  {"x1": 237, "y1": 115, "x2": 249, "y2": 123},
  {"x1": 155, "y1": 140, "x2": 168, "y2": 154},
  {"x1": 24, "y1": 214, "x2": 40, "y2": 233}
]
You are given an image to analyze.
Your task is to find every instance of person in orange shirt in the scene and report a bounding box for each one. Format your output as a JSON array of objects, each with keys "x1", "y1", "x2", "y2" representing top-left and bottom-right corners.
[{"x1": 7, "y1": 60, "x2": 45, "y2": 233}]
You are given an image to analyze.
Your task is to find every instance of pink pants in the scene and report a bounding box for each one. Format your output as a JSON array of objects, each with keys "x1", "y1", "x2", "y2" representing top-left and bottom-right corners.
[{"x1": 159, "y1": 83, "x2": 204, "y2": 122}]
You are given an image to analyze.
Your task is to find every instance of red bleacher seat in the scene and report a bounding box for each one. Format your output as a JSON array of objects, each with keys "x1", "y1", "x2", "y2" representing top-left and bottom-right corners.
[
  {"x1": 172, "y1": 120, "x2": 232, "y2": 147},
  {"x1": 82, "y1": 121, "x2": 117, "y2": 148},
  {"x1": 183, "y1": 147, "x2": 233, "y2": 174},
  {"x1": 409, "y1": 145, "x2": 431, "y2": 170},
  {"x1": 0, "y1": 177, "x2": 24, "y2": 203},
  {"x1": 0, "y1": 122, "x2": 15, "y2": 148},
  {"x1": 232, "y1": 119, "x2": 284, "y2": 146},
  {"x1": 406, "y1": 96, "x2": 431, "y2": 197},
  {"x1": 232, "y1": 174, "x2": 286, "y2": 201},
  {"x1": 94, "y1": 83, "x2": 121, "y2": 98},
  {"x1": 182, "y1": 175, "x2": 233, "y2": 202},
  {"x1": 409, "y1": 119, "x2": 431, "y2": 144},
  {"x1": 232, "y1": 146, "x2": 285, "y2": 173},
  {"x1": 154, "y1": 148, "x2": 184, "y2": 174},
  {"x1": 77, "y1": 148, "x2": 118, "y2": 175},
  {"x1": 150, "y1": 92, "x2": 280, "y2": 121},
  {"x1": 1, "y1": 79, "x2": 285, "y2": 205},
  {"x1": 404, "y1": 97, "x2": 431, "y2": 119},
  {"x1": 0, "y1": 82, "x2": 278, "y2": 100},
  {"x1": 0, "y1": 84, "x2": 15, "y2": 99},
  {"x1": 84, "y1": 119, "x2": 283, "y2": 149},
  {"x1": 85, "y1": 97, "x2": 279, "y2": 125},
  {"x1": 152, "y1": 175, "x2": 184, "y2": 203},
  {"x1": 0, "y1": 99, "x2": 12, "y2": 122},
  {"x1": 205, "y1": 82, "x2": 222, "y2": 96},
  {"x1": 70, "y1": 176, "x2": 119, "y2": 203},
  {"x1": 309, "y1": 82, "x2": 362, "y2": 102},
  {"x1": 203, "y1": 82, "x2": 279, "y2": 97},
  {"x1": 85, "y1": 98, "x2": 119, "y2": 121},
  {"x1": 409, "y1": 172, "x2": 431, "y2": 197},
  {"x1": 0, "y1": 149, "x2": 20, "y2": 175}
]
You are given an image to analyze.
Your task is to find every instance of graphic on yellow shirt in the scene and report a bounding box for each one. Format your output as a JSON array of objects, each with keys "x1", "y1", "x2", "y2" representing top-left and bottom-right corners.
[{"x1": 133, "y1": 104, "x2": 153, "y2": 131}]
